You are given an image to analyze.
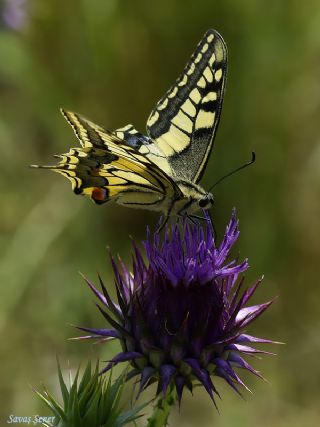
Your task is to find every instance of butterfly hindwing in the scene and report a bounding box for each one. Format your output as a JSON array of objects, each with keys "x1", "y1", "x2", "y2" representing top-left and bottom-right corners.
[
  {"x1": 146, "y1": 29, "x2": 227, "y2": 183},
  {"x1": 34, "y1": 111, "x2": 179, "y2": 210}
]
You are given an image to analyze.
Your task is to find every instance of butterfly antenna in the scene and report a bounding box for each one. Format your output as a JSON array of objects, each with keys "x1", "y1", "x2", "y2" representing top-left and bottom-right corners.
[{"x1": 209, "y1": 152, "x2": 256, "y2": 191}]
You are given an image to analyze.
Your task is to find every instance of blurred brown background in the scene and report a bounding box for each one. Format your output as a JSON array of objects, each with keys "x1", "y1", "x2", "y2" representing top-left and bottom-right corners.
[{"x1": 1, "y1": 0, "x2": 320, "y2": 425}]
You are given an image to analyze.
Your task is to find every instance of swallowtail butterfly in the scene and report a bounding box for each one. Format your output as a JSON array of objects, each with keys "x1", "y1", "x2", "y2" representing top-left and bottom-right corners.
[{"x1": 32, "y1": 29, "x2": 227, "y2": 223}]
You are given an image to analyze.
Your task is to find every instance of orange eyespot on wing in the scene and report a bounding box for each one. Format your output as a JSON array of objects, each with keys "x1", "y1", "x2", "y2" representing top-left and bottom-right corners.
[{"x1": 92, "y1": 187, "x2": 108, "y2": 203}]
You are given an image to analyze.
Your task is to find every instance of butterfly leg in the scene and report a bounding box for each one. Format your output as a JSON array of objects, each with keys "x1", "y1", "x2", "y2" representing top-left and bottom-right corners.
[
  {"x1": 156, "y1": 215, "x2": 170, "y2": 233},
  {"x1": 206, "y1": 209, "x2": 217, "y2": 240},
  {"x1": 189, "y1": 214, "x2": 207, "y2": 221},
  {"x1": 187, "y1": 212, "x2": 217, "y2": 240},
  {"x1": 185, "y1": 213, "x2": 198, "y2": 225},
  {"x1": 196, "y1": 210, "x2": 217, "y2": 240}
]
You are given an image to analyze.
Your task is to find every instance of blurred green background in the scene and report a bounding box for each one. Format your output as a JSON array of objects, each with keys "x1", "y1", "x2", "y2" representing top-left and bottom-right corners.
[{"x1": 1, "y1": 0, "x2": 320, "y2": 425}]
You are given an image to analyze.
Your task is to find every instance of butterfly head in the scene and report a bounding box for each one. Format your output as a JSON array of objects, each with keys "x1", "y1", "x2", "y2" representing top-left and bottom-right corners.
[{"x1": 174, "y1": 180, "x2": 214, "y2": 216}]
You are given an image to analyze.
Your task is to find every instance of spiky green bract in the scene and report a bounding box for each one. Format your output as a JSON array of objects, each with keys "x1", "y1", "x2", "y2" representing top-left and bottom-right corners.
[
  {"x1": 80, "y1": 211, "x2": 277, "y2": 407},
  {"x1": 35, "y1": 361, "x2": 146, "y2": 427}
]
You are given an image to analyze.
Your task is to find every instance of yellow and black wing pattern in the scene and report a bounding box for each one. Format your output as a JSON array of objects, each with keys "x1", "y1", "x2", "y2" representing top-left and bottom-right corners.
[
  {"x1": 146, "y1": 29, "x2": 227, "y2": 183},
  {"x1": 32, "y1": 30, "x2": 226, "y2": 214},
  {"x1": 32, "y1": 110, "x2": 179, "y2": 209}
]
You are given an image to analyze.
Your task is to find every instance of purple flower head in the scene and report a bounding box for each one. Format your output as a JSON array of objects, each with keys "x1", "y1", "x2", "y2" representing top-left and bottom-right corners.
[
  {"x1": 2, "y1": 0, "x2": 27, "y2": 31},
  {"x1": 79, "y1": 211, "x2": 277, "y2": 406}
]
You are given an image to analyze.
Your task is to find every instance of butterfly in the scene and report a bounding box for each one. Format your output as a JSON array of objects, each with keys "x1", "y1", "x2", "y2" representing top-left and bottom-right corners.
[{"x1": 32, "y1": 29, "x2": 227, "y2": 225}]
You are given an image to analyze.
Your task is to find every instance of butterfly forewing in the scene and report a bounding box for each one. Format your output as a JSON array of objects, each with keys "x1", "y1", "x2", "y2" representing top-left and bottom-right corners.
[{"x1": 146, "y1": 29, "x2": 227, "y2": 183}]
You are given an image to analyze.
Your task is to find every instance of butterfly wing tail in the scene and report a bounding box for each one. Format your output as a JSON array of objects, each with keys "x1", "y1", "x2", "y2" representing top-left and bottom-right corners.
[{"x1": 30, "y1": 147, "x2": 113, "y2": 204}]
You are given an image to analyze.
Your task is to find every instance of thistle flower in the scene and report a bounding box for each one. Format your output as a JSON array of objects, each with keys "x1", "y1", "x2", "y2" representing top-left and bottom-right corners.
[{"x1": 80, "y1": 211, "x2": 276, "y2": 406}]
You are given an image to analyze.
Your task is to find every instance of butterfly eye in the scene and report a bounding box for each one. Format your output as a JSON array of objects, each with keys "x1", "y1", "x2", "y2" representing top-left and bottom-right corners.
[{"x1": 199, "y1": 198, "x2": 209, "y2": 208}]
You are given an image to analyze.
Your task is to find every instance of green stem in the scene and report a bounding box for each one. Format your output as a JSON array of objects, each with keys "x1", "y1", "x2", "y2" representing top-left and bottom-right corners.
[{"x1": 146, "y1": 386, "x2": 176, "y2": 427}]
